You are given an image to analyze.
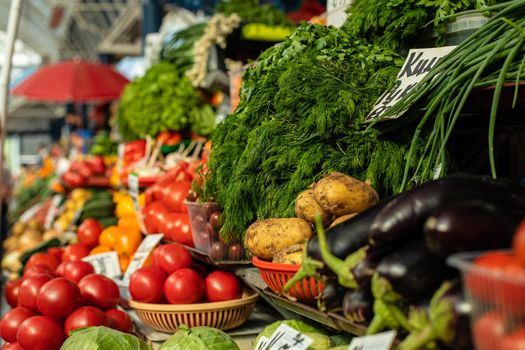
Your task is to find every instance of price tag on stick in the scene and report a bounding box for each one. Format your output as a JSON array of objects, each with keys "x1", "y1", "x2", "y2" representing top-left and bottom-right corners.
[
  {"x1": 82, "y1": 251, "x2": 121, "y2": 279},
  {"x1": 263, "y1": 324, "x2": 313, "y2": 350},
  {"x1": 45, "y1": 195, "x2": 63, "y2": 230},
  {"x1": 123, "y1": 233, "x2": 164, "y2": 281},
  {"x1": 348, "y1": 331, "x2": 397, "y2": 350}
]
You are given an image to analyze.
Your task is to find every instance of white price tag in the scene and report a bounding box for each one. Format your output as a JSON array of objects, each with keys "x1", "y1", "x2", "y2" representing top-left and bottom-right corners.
[
  {"x1": 82, "y1": 251, "x2": 121, "y2": 279},
  {"x1": 20, "y1": 203, "x2": 42, "y2": 223},
  {"x1": 123, "y1": 233, "x2": 164, "y2": 281},
  {"x1": 264, "y1": 324, "x2": 313, "y2": 350},
  {"x1": 255, "y1": 336, "x2": 269, "y2": 350},
  {"x1": 45, "y1": 195, "x2": 63, "y2": 230},
  {"x1": 365, "y1": 47, "x2": 456, "y2": 122},
  {"x1": 128, "y1": 173, "x2": 140, "y2": 213},
  {"x1": 327, "y1": 0, "x2": 352, "y2": 27},
  {"x1": 348, "y1": 331, "x2": 397, "y2": 350}
]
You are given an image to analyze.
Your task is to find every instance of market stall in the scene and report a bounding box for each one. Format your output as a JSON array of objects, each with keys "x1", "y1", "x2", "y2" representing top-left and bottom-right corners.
[{"x1": 2, "y1": 0, "x2": 525, "y2": 349}]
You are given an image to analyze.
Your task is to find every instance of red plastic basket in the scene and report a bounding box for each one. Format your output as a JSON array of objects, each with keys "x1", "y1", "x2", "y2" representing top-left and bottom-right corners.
[{"x1": 252, "y1": 256, "x2": 324, "y2": 304}]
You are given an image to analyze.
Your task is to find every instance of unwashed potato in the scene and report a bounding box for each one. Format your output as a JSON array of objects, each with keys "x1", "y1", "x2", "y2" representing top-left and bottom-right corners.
[
  {"x1": 43, "y1": 229, "x2": 61, "y2": 241},
  {"x1": 273, "y1": 244, "x2": 304, "y2": 265},
  {"x1": 329, "y1": 213, "x2": 358, "y2": 229},
  {"x1": 27, "y1": 219, "x2": 42, "y2": 232},
  {"x1": 295, "y1": 189, "x2": 332, "y2": 227},
  {"x1": 12, "y1": 221, "x2": 26, "y2": 236},
  {"x1": 3, "y1": 235, "x2": 18, "y2": 251},
  {"x1": 245, "y1": 218, "x2": 312, "y2": 260},
  {"x1": 314, "y1": 172, "x2": 379, "y2": 216},
  {"x1": 1, "y1": 250, "x2": 21, "y2": 272},
  {"x1": 18, "y1": 231, "x2": 41, "y2": 251}
]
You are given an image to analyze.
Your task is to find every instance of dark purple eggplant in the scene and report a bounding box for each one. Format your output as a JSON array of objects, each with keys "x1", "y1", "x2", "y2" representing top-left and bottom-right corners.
[
  {"x1": 351, "y1": 245, "x2": 392, "y2": 289},
  {"x1": 424, "y1": 199, "x2": 525, "y2": 257},
  {"x1": 342, "y1": 289, "x2": 373, "y2": 323},
  {"x1": 370, "y1": 175, "x2": 525, "y2": 248},
  {"x1": 375, "y1": 241, "x2": 453, "y2": 300},
  {"x1": 318, "y1": 279, "x2": 346, "y2": 313}
]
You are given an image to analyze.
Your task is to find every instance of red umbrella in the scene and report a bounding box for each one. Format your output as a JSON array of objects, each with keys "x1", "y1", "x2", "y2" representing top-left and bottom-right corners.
[{"x1": 11, "y1": 59, "x2": 130, "y2": 102}]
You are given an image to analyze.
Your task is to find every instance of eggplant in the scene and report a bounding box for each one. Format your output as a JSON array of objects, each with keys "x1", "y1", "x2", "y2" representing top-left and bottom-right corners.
[
  {"x1": 318, "y1": 279, "x2": 346, "y2": 313},
  {"x1": 370, "y1": 175, "x2": 525, "y2": 247},
  {"x1": 375, "y1": 241, "x2": 454, "y2": 300},
  {"x1": 342, "y1": 289, "x2": 373, "y2": 323},
  {"x1": 425, "y1": 199, "x2": 525, "y2": 257}
]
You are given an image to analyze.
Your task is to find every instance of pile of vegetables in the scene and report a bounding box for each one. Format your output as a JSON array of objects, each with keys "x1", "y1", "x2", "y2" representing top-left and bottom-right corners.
[
  {"x1": 61, "y1": 327, "x2": 150, "y2": 350},
  {"x1": 288, "y1": 175, "x2": 525, "y2": 349},
  {"x1": 216, "y1": 0, "x2": 294, "y2": 27},
  {"x1": 90, "y1": 130, "x2": 118, "y2": 156},
  {"x1": 160, "y1": 325, "x2": 239, "y2": 350},
  {"x1": 118, "y1": 62, "x2": 216, "y2": 140},
  {"x1": 161, "y1": 23, "x2": 207, "y2": 73},
  {"x1": 204, "y1": 23, "x2": 431, "y2": 241},
  {"x1": 129, "y1": 243, "x2": 243, "y2": 305}
]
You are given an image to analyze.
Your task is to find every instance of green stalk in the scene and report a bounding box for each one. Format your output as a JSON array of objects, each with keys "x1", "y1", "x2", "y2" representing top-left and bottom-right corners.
[{"x1": 513, "y1": 53, "x2": 525, "y2": 108}]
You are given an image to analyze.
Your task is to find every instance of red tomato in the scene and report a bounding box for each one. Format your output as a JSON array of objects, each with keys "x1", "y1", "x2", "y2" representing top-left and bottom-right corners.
[
  {"x1": 62, "y1": 243, "x2": 89, "y2": 262},
  {"x1": 151, "y1": 245, "x2": 166, "y2": 267},
  {"x1": 164, "y1": 268, "x2": 204, "y2": 304},
  {"x1": 473, "y1": 312, "x2": 506, "y2": 350},
  {"x1": 2, "y1": 342, "x2": 24, "y2": 350},
  {"x1": 205, "y1": 270, "x2": 242, "y2": 302},
  {"x1": 4, "y1": 279, "x2": 22, "y2": 308},
  {"x1": 78, "y1": 274, "x2": 120, "y2": 310},
  {"x1": 18, "y1": 274, "x2": 52, "y2": 312},
  {"x1": 0, "y1": 307, "x2": 36, "y2": 343},
  {"x1": 88, "y1": 156, "x2": 106, "y2": 175},
  {"x1": 143, "y1": 201, "x2": 169, "y2": 234},
  {"x1": 162, "y1": 213, "x2": 193, "y2": 246},
  {"x1": 22, "y1": 265, "x2": 55, "y2": 279},
  {"x1": 62, "y1": 261, "x2": 95, "y2": 283},
  {"x1": 36, "y1": 278, "x2": 81, "y2": 318},
  {"x1": 514, "y1": 219, "x2": 525, "y2": 266},
  {"x1": 155, "y1": 243, "x2": 192, "y2": 274},
  {"x1": 502, "y1": 328, "x2": 525, "y2": 350},
  {"x1": 129, "y1": 266, "x2": 167, "y2": 303},
  {"x1": 25, "y1": 253, "x2": 59, "y2": 272},
  {"x1": 17, "y1": 316, "x2": 64, "y2": 350},
  {"x1": 467, "y1": 252, "x2": 514, "y2": 301},
  {"x1": 162, "y1": 181, "x2": 191, "y2": 212},
  {"x1": 78, "y1": 219, "x2": 104, "y2": 249},
  {"x1": 496, "y1": 260, "x2": 525, "y2": 313},
  {"x1": 64, "y1": 306, "x2": 108, "y2": 336},
  {"x1": 105, "y1": 308, "x2": 133, "y2": 333},
  {"x1": 55, "y1": 262, "x2": 68, "y2": 277},
  {"x1": 47, "y1": 247, "x2": 63, "y2": 262}
]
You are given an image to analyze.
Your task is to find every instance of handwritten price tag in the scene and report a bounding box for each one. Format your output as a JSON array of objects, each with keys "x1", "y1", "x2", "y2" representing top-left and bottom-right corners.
[
  {"x1": 45, "y1": 195, "x2": 63, "y2": 230},
  {"x1": 327, "y1": 0, "x2": 352, "y2": 27},
  {"x1": 123, "y1": 234, "x2": 164, "y2": 281},
  {"x1": 82, "y1": 251, "x2": 121, "y2": 279},
  {"x1": 348, "y1": 331, "x2": 397, "y2": 350},
  {"x1": 259, "y1": 324, "x2": 313, "y2": 350}
]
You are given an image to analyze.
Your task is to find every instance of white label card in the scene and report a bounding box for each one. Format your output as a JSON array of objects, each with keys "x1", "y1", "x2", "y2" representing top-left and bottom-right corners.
[
  {"x1": 262, "y1": 324, "x2": 313, "y2": 350},
  {"x1": 255, "y1": 336, "x2": 270, "y2": 350},
  {"x1": 128, "y1": 172, "x2": 147, "y2": 233},
  {"x1": 20, "y1": 203, "x2": 42, "y2": 223},
  {"x1": 82, "y1": 251, "x2": 121, "y2": 279},
  {"x1": 327, "y1": 0, "x2": 352, "y2": 28},
  {"x1": 45, "y1": 195, "x2": 63, "y2": 230},
  {"x1": 365, "y1": 46, "x2": 456, "y2": 122},
  {"x1": 348, "y1": 331, "x2": 397, "y2": 350},
  {"x1": 122, "y1": 233, "x2": 164, "y2": 281}
]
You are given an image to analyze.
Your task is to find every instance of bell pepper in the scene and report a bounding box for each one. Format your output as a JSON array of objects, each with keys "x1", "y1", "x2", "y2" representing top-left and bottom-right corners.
[{"x1": 123, "y1": 140, "x2": 146, "y2": 164}]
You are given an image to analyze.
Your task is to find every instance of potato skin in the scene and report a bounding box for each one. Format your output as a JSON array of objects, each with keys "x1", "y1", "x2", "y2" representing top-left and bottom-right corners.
[
  {"x1": 329, "y1": 213, "x2": 358, "y2": 229},
  {"x1": 273, "y1": 244, "x2": 304, "y2": 265},
  {"x1": 295, "y1": 189, "x2": 333, "y2": 227},
  {"x1": 314, "y1": 172, "x2": 379, "y2": 216},
  {"x1": 245, "y1": 218, "x2": 312, "y2": 260}
]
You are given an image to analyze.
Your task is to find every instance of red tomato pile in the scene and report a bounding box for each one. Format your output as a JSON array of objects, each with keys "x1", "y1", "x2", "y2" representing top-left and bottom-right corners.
[
  {"x1": 129, "y1": 243, "x2": 242, "y2": 304},
  {"x1": 1, "y1": 247, "x2": 133, "y2": 350},
  {"x1": 470, "y1": 219, "x2": 525, "y2": 350},
  {"x1": 61, "y1": 156, "x2": 107, "y2": 188},
  {"x1": 142, "y1": 161, "x2": 204, "y2": 245}
]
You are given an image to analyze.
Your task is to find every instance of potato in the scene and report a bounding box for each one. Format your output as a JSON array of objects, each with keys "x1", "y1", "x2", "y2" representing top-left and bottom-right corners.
[
  {"x1": 329, "y1": 213, "x2": 358, "y2": 229},
  {"x1": 273, "y1": 244, "x2": 304, "y2": 265},
  {"x1": 1, "y1": 250, "x2": 21, "y2": 272},
  {"x1": 314, "y1": 172, "x2": 379, "y2": 216},
  {"x1": 245, "y1": 218, "x2": 312, "y2": 260},
  {"x1": 12, "y1": 221, "x2": 26, "y2": 236},
  {"x1": 295, "y1": 189, "x2": 332, "y2": 227},
  {"x1": 3, "y1": 235, "x2": 18, "y2": 251}
]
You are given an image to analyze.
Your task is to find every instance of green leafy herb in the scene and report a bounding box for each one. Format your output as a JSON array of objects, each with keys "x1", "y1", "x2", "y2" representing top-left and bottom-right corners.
[{"x1": 216, "y1": 0, "x2": 294, "y2": 27}]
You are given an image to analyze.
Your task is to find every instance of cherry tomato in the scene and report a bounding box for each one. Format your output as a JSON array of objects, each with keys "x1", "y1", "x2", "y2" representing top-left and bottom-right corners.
[
  {"x1": 62, "y1": 243, "x2": 89, "y2": 262},
  {"x1": 47, "y1": 247, "x2": 63, "y2": 262},
  {"x1": 18, "y1": 274, "x2": 52, "y2": 312},
  {"x1": 78, "y1": 274, "x2": 120, "y2": 310},
  {"x1": 496, "y1": 259, "x2": 525, "y2": 313},
  {"x1": 2, "y1": 342, "x2": 24, "y2": 350},
  {"x1": 205, "y1": 270, "x2": 242, "y2": 302},
  {"x1": 0, "y1": 307, "x2": 36, "y2": 343},
  {"x1": 129, "y1": 266, "x2": 167, "y2": 303},
  {"x1": 25, "y1": 253, "x2": 59, "y2": 273},
  {"x1": 473, "y1": 312, "x2": 506, "y2": 350},
  {"x1": 17, "y1": 315, "x2": 65, "y2": 350},
  {"x1": 4, "y1": 279, "x2": 22, "y2": 308},
  {"x1": 105, "y1": 308, "x2": 133, "y2": 333},
  {"x1": 64, "y1": 306, "x2": 108, "y2": 336},
  {"x1": 155, "y1": 243, "x2": 192, "y2": 274},
  {"x1": 22, "y1": 265, "x2": 55, "y2": 279},
  {"x1": 36, "y1": 278, "x2": 81, "y2": 318},
  {"x1": 164, "y1": 268, "x2": 204, "y2": 304},
  {"x1": 162, "y1": 181, "x2": 191, "y2": 212},
  {"x1": 143, "y1": 201, "x2": 168, "y2": 234},
  {"x1": 502, "y1": 328, "x2": 525, "y2": 350},
  {"x1": 467, "y1": 252, "x2": 514, "y2": 300},
  {"x1": 62, "y1": 261, "x2": 95, "y2": 283},
  {"x1": 77, "y1": 218, "x2": 104, "y2": 249}
]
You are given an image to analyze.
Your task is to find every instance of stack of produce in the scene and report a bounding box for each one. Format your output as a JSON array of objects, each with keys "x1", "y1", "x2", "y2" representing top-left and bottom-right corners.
[
  {"x1": 61, "y1": 326, "x2": 150, "y2": 350},
  {"x1": 129, "y1": 243, "x2": 242, "y2": 304},
  {"x1": 52, "y1": 188, "x2": 91, "y2": 232},
  {"x1": 90, "y1": 130, "x2": 118, "y2": 156},
  {"x1": 160, "y1": 325, "x2": 240, "y2": 350},
  {"x1": 287, "y1": 175, "x2": 525, "y2": 349},
  {"x1": 216, "y1": 0, "x2": 294, "y2": 27},
  {"x1": 1, "y1": 247, "x2": 133, "y2": 350},
  {"x1": 60, "y1": 156, "x2": 108, "y2": 189},
  {"x1": 10, "y1": 176, "x2": 53, "y2": 223},
  {"x1": 77, "y1": 189, "x2": 116, "y2": 228}
]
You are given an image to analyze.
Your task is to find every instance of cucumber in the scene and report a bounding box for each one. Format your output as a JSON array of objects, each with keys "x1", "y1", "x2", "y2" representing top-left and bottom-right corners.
[
  {"x1": 98, "y1": 217, "x2": 118, "y2": 228},
  {"x1": 80, "y1": 208, "x2": 115, "y2": 221},
  {"x1": 18, "y1": 238, "x2": 61, "y2": 276},
  {"x1": 83, "y1": 200, "x2": 115, "y2": 213}
]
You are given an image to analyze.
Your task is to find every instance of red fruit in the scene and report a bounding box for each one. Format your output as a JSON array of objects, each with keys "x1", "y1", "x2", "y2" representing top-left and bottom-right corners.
[
  {"x1": 129, "y1": 266, "x2": 167, "y2": 303},
  {"x1": 55, "y1": 262, "x2": 68, "y2": 276},
  {"x1": 62, "y1": 243, "x2": 89, "y2": 262},
  {"x1": 513, "y1": 218, "x2": 525, "y2": 266},
  {"x1": 164, "y1": 268, "x2": 204, "y2": 304},
  {"x1": 62, "y1": 261, "x2": 95, "y2": 283},
  {"x1": 5, "y1": 279, "x2": 22, "y2": 308},
  {"x1": 105, "y1": 309, "x2": 133, "y2": 333},
  {"x1": 22, "y1": 265, "x2": 55, "y2": 279},
  {"x1": 18, "y1": 274, "x2": 52, "y2": 312},
  {"x1": 0, "y1": 307, "x2": 36, "y2": 343},
  {"x1": 77, "y1": 219, "x2": 104, "y2": 249},
  {"x1": 155, "y1": 244, "x2": 192, "y2": 274},
  {"x1": 36, "y1": 278, "x2": 81, "y2": 318},
  {"x1": 64, "y1": 306, "x2": 108, "y2": 336},
  {"x1": 501, "y1": 328, "x2": 525, "y2": 350},
  {"x1": 17, "y1": 316, "x2": 65, "y2": 350},
  {"x1": 47, "y1": 247, "x2": 63, "y2": 262},
  {"x1": 205, "y1": 270, "x2": 242, "y2": 302},
  {"x1": 2, "y1": 342, "x2": 24, "y2": 350},
  {"x1": 473, "y1": 312, "x2": 506, "y2": 350},
  {"x1": 25, "y1": 253, "x2": 59, "y2": 272},
  {"x1": 78, "y1": 274, "x2": 120, "y2": 310}
]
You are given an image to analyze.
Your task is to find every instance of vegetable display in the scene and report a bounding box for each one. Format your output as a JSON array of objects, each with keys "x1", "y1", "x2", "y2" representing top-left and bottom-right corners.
[
  {"x1": 160, "y1": 324, "x2": 239, "y2": 350},
  {"x1": 60, "y1": 326, "x2": 151, "y2": 350},
  {"x1": 216, "y1": 0, "x2": 294, "y2": 27}
]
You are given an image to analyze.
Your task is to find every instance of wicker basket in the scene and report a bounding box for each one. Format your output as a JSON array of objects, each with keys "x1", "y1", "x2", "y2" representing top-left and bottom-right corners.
[
  {"x1": 252, "y1": 257, "x2": 324, "y2": 304},
  {"x1": 129, "y1": 289, "x2": 258, "y2": 333}
]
